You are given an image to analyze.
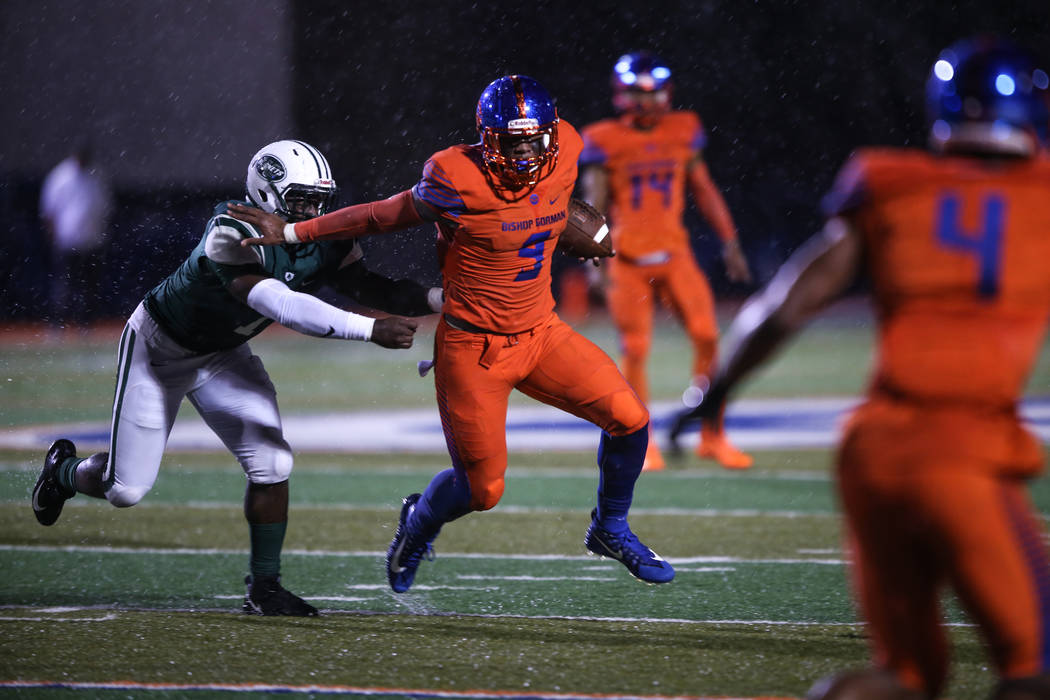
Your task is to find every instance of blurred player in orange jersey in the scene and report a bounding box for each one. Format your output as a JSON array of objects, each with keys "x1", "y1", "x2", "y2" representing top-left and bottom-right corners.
[
  {"x1": 580, "y1": 51, "x2": 753, "y2": 472},
  {"x1": 676, "y1": 38, "x2": 1050, "y2": 700},
  {"x1": 229, "y1": 75, "x2": 676, "y2": 592}
]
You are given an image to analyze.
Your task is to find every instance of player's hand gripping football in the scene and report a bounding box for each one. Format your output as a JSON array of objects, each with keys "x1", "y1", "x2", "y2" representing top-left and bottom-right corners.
[
  {"x1": 226, "y1": 204, "x2": 287, "y2": 247},
  {"x1": 371, "y1": 317, "x2": 419, "y2": 349}
]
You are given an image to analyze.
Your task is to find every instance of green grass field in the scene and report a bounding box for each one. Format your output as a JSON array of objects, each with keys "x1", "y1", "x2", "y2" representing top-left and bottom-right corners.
[{"x1": 1, "y1": 307, "x2": 1048, "y2": 699}]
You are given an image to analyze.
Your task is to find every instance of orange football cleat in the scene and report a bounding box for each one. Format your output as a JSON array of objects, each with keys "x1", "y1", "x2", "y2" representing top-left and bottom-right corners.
[
  {"x1": 642, "y1": 441, "x2": 665, "y2": 472},
  {"x1": 696, "y1": 432, "x2": 753, "y2": 470}
]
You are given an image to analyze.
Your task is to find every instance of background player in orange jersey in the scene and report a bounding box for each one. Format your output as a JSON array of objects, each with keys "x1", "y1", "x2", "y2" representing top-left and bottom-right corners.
[
  {"x1": 676, "y1": 38, "x2": 1050, "y2": 700},
  {"x1": 580, "y1": 51, "x2": 753, "y2": 472},
  {"x1": 229, "y1": 75, "x2": 676, "y2": 592}
]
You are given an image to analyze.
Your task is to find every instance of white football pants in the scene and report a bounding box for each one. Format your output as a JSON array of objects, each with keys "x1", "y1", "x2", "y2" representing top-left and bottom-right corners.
[{"x1": 102, "y1": 302, "x2": 293, "y2": 507}]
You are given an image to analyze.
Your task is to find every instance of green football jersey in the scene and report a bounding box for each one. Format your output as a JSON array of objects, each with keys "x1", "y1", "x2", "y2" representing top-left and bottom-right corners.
[{"x1": 145, "y1": 201, "x2": 361, "y2": 353}]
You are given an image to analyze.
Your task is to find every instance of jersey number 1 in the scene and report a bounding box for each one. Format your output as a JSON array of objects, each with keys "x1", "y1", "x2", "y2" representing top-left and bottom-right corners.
[{"x1": 934, "y1": 193, "x2": 1004, "y2": 298}]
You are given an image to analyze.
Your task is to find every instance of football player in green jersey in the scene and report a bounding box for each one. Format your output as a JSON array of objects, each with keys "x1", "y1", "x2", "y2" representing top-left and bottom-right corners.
[{"x1": 31, "y1": 140, "x2": 442, "y2": 616}]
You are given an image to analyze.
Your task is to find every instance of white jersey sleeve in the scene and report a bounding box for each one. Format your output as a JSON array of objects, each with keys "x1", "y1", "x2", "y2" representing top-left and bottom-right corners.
[{"x1": 204, "y1": 215, "x2": 265, "y2": 266}]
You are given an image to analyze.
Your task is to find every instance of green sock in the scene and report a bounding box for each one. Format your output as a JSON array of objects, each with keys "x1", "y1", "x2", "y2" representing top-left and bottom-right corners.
[
  {"x1": 249, "y1": 521, "x2": 288, "y2": 578},
  {"x1": 56, "y1": 457, "x2": 82, "y2": 496}
]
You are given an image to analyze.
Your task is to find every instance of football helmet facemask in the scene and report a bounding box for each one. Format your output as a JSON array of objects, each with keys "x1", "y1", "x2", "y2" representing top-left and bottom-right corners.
[
  {"x1": 476, "y1": 75, "x2": 560, "y2": 191},
  {"x1": 927, "y1": 37, "x2": 1050, "y2": 157},
  {"x1": 246, "y1": 140, "x2": 337, "y2": 222},
  {"x1": 612, "y1": 51, "x2": 673, "y2": 127}
]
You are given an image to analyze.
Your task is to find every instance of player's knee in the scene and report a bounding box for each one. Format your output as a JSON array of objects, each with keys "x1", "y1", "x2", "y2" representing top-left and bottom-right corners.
[
  {"x1": 604, "y1": 391, "x2": 649, "y2": 436},
  {"x1": 105, "y1": 482, "x2": 150, "y2": 508},
  {"x1": 243, "y1": 442, "x2": 294, "y2": 484},
  {"x1": 469, "y1": 479, "x2": 505, "y2": 511}
]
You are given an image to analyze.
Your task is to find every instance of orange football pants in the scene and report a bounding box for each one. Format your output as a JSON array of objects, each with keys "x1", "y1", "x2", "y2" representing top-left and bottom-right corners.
[
  {"x1": 837, "y1": 404, "x2": 1050, "y2": 696},
  {"x1": 605, "y1": 251, "x2": 718, "y2": 404},
  {"x1": 433, "y1": 313, "x2": 649, "y2": 511}
]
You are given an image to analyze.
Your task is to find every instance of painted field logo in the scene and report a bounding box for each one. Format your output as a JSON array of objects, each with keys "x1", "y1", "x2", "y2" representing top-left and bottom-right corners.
[{"x1": 254, "y1": 155, "x2": 286, "y2": 182}]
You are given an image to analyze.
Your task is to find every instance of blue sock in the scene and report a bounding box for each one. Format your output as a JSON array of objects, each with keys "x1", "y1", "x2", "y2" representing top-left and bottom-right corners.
[
  {"x1": 409, "y1": 468, "x2": 472, "y2": 540},
  {"x1": 595, "y1": 424, "x2": 648, "y2": 532}
]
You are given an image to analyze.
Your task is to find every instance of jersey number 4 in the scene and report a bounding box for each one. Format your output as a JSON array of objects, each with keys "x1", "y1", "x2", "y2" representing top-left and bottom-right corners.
[{"x1": 934, "y1": 193, "x2": 1004, "y2": 298}]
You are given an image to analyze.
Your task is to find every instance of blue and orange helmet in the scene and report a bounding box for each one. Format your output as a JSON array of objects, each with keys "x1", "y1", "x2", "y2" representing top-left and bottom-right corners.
[
  {"x1": 476, "y1": 75, "x2": 560, "y2": 190},
  {"x1": 612, "y1": 51, "x2": 673, "y2": 123},
  {"x1": 927, "y1": 37, "x2": 1050, "y2": 156}
]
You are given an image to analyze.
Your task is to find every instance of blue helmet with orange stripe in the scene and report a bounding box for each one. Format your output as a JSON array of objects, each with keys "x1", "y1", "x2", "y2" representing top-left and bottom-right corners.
[
  {"x1": 476, "y1": 75, "x2": 560, "y2": 190},
  {"x1": 927, "y1": 37, "x2": 1050, "y2": 156}
]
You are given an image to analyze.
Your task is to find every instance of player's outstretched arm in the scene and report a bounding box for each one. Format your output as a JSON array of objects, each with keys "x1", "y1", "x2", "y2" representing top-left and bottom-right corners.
[
  {"x1": 231, "y1": 190, "x2": 425, "y2": 248},
  {"x1": 669, "y1": 218, "x2": 861, "y2": 441},
  {"x1": 228, "y1": 274, "x2": 415, "y2": 348},
  {"x1": 334, "y1": 259, "x2": 443, "y2": 317}
]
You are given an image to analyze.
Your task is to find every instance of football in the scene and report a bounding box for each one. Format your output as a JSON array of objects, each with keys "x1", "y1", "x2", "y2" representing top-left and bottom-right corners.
[{"x1": 557, "y1": 198, "x2": 614, "y2": 259}]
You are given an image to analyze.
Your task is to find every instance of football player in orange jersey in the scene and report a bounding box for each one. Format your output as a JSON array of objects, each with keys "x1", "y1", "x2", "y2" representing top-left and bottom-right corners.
[
  {"x1": 674, "y1": 38, "x2": 1050, "y2": 699},
  {"x1": 229, "y1": 75, "x2": 675, "y2": 592},
  {"x1": 580, "y1": 51, "x2": 753, "y2": 472}
]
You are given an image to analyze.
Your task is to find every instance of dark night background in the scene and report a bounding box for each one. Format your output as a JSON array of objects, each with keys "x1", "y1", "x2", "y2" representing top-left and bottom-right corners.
[{"x1": 2, "y1": 0, "x2": 1048, "y2": 321}]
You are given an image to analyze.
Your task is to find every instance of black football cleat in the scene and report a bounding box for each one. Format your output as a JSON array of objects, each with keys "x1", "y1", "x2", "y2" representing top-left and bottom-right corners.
[
  {"x1": 242, "y1": 575, "x2": 319, "y2": 617},
  {"x1": 32, "y1": 439, "x2": 77, "y2": 526}
]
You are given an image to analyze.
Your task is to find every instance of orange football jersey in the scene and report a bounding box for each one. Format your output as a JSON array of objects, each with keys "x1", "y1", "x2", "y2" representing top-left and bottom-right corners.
[
  {"x1": 826, "y1": 149, "x2": 1050, "y2": 410},
  {"x1": 580, "y1": 111, "x2": 705, "y2": 259},
  {"x1": 412, "y1": 121, "x2": 583, "y2": 334}
]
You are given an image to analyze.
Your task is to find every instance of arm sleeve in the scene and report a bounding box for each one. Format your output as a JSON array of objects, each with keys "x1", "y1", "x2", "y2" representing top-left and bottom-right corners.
[
  {"x1": 204, "y1": 215, "x2": 268, "y2": 285},
  {"x1": 332, "y1": 258, "x2": 442, "y2": 316},
  {"x1": 245, "y1": 277, "x2": 375, "y2": 341},
  {"x1": 290, "y1": 189, "x2": 424, "y2": 243}
]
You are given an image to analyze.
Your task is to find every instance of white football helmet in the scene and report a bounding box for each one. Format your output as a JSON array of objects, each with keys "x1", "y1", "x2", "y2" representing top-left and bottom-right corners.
[{"x1": 246, "y1": 140, "x2": 337, "y2": 222}]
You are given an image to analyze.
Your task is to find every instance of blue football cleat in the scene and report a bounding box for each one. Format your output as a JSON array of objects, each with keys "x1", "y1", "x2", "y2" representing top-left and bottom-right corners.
[
  {"x1": 584, "y1": 509, "x2": 675, "y2": 584},
  {"x1": 386, "y1": 493, "x2": 435, "y2": 593}
]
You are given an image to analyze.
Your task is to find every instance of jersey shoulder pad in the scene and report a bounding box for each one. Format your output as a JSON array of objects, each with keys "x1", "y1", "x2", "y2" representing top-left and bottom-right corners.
[
  {"x1": 414, "y1": 147, "x2": 473, "y2": 214},
  {"x1": 666, "y1": 110, "x2": 705, "y2": 149},
  {"x1": 579, "y1": 119, "x2": 620, "y2": 166},
  {"x1": 204, "y1": 212, "x2": 265, "y2": 266},
  {"x1": 558, "y1": 120, "x2": 584, "y2": 161}
]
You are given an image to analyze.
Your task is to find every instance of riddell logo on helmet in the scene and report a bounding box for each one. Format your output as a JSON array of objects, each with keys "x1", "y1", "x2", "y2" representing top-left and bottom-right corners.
[
  {"x1": 255, "y1": 155, "x2": 286, "y2": 182},
  {"x1": 508, "y1": 118, "x2": 540, "y2": 131}
]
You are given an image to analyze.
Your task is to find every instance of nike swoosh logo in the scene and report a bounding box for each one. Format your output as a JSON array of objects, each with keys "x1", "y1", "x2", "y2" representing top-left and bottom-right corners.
[
  {"x1": 389, "y1": 503, "x2": 416, "y2": 573},
  {"x1": 549, "y1": 195, "x2": 560, "y2": 205},
  {"x1": 321, "y1": 326, "x2": 336, "y2": 338}
]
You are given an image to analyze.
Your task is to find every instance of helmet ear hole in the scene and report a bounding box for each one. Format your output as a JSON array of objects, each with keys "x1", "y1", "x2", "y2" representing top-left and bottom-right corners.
[{"x1": 257, "y1": 190, "x2": 269, "y2": 203}]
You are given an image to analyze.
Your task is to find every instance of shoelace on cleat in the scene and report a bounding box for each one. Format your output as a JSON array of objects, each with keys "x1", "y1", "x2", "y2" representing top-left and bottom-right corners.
[
  {"x1": 399, "y1": 531, "x2": 436, "y2": 568},
  {"x1": 603, "y1": 528, "x2": 652, "y2": 568}
]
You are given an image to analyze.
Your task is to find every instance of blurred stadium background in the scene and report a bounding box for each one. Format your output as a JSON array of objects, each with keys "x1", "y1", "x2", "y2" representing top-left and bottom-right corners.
[{"x1": 3, "y1": 0, "x2": 1048, "y2": 322}]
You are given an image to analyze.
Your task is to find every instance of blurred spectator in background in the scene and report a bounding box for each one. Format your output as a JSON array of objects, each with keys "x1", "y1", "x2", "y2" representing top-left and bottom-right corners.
[
  {"x1": 39, "y1": 142, "x2": 113, "y2": 328},
  {"x1": 580, "y1": 51, "x2": 753, "y2": 472}
]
